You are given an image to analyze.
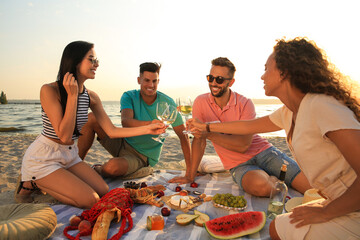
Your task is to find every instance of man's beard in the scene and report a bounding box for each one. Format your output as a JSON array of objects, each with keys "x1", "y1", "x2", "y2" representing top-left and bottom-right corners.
[{"x1": 211, "y1": 84, "x2": 229, "y2": 98}]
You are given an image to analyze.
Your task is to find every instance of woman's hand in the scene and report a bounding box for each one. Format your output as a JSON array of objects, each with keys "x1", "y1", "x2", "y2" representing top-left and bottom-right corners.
[
  {"x1": 63, "y1": 72, "x2": 78, "y2": 98},
  {"x1": 187, "y1": 118, "x2": 206, "y2": 132},
  {"x1": 289, "y1": 202, "x2": 330, "y2": 228},
  {"x1": 147, "y1": 122, "x2": 166, "y2": 135}
]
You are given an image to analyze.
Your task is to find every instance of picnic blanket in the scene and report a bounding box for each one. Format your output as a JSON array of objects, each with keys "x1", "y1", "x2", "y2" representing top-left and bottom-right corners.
[{"x1": 49, "y1": 169, "x2": 302, "y2": 240}]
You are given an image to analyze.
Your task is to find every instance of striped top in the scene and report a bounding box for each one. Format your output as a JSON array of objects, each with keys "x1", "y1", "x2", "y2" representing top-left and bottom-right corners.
[{"x1": 41, "y1": 88, "x2": 90, "y2": 140}]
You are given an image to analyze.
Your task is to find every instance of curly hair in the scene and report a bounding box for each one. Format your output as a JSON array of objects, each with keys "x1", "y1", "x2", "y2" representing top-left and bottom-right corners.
[{"x1": 273, "y1": 37, "x2": 360, "y2": 122}]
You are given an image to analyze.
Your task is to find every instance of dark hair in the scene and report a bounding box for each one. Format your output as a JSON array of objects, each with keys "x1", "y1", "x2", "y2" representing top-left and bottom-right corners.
[
  {"x1": 139, "y1": 62, "x2": 161, "y2": 75},
  {"x1": 211, "y1": 57, "x2": 236, "y2": 78},
  {"x1": 56, "y1": 40, "x2": 94, "y2": 137},
  {"x1": 274, "y1": 37, "x2": 360, "y2": 121}
]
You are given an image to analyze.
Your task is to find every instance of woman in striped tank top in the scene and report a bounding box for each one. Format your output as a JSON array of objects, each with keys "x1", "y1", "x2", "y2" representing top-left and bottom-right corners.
[{"x1": 15, "y1": 41, "x2": 165, "y2": 208}]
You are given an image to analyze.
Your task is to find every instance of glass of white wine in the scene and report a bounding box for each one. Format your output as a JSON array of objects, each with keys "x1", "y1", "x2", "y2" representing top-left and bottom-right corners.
[
  {"x1": 177, "y1": 97, "x2": 193, "y2": 134},
  {"x1": 152, "y1": 102, "x2": 178, "y2": 143}
]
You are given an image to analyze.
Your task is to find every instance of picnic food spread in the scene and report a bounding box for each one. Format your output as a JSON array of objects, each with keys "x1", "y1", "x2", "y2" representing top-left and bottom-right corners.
[{"x1": 62, "y1": 180, "x2": 269, "y2": 239}]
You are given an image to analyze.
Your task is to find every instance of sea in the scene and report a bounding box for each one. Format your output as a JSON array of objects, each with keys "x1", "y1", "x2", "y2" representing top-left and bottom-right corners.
[{"x1": 0, "y1": 100, "x2": 285, "y2": 137}]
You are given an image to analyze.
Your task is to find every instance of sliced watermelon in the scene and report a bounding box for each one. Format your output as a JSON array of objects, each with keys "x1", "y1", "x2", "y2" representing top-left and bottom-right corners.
[{"x1": 204, "y1": 211, "x2": 266, "y2": 239}]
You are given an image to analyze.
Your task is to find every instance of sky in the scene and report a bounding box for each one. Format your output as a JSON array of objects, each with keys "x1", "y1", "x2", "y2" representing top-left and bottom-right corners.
[{"x1": 1, "y1": 0, "x2": 360, "y2": 101}]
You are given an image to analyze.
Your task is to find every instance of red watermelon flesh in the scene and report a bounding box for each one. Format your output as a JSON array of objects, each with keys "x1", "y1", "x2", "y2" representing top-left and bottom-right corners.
[{"x1": 204, "y1": 211, "x2": 266, "y2": 239}]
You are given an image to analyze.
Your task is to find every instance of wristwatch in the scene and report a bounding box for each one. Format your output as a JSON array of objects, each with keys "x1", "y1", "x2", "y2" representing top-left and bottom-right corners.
[{"x1": 206, "y1": 123, "x2": 210, "y2": 132}]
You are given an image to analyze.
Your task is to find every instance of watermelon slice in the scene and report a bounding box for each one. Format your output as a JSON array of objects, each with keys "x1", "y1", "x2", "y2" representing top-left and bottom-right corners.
[{"x1": 204, "y1": 211, "x2": 266, "y2": 239}]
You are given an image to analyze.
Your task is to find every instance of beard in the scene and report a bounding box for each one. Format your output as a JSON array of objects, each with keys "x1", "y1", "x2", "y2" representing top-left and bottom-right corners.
[{"x1": 210, "y1": 83, "x2": 230, "y2": 98}]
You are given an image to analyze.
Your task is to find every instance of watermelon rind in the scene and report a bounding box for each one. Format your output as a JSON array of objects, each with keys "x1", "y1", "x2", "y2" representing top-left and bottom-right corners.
[{"x1": 204, "y1": 211, "x2": 266, "y2": 239}]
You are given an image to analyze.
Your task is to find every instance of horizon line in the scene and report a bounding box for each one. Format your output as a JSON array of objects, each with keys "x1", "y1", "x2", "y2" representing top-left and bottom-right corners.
[{"x1": 4, "y1": 98, "x2": 283, "y2": 104}]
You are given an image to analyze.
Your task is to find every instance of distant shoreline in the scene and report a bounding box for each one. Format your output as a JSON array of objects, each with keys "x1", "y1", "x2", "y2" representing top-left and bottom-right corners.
[{"x1": 5, "y1": 98, "x2": 283, "y2": 105}]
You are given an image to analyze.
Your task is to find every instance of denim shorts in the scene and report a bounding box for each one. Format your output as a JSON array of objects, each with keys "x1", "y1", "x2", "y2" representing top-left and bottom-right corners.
[{"x1": 230, "y1": 146, "x2": 301, "y2": 190}]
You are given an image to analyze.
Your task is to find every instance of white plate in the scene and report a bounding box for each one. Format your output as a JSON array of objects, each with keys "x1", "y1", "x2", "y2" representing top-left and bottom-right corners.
[{"x1": 285, "y1": 197, "x2": 303, "y2": 212}]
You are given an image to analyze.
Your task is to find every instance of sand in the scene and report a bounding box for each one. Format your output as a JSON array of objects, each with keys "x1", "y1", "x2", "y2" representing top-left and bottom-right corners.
[{"x1": 0, "y1": 133, "x2": 291, "y2": 205}]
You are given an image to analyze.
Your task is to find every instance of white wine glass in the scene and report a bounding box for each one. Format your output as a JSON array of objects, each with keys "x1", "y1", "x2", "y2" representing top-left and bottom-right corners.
[
  {"x1": 152, "y1": 102, "x2": 178, "y2": 143},
  {"x1": 177, "y1": 97, "x2": 193, "y2": 134}
]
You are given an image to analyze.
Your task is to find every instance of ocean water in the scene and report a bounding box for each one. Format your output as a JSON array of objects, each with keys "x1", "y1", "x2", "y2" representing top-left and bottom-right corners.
[{"x1": 0, "y1": 100, "x2": 285, "y2": 137}]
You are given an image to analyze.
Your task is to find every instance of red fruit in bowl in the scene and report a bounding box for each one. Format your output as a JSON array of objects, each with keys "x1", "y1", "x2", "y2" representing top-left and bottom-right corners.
[
  {"x1": 157, "y1": 190, "x2": 165, "y2": 198},
  {"x1": 190, "y1": 182, "x2": 198, "y2": 188},
  {"x1": 161, "y1": 207, "x2": 171, "y2": 216},
  {"x1": 141, "y1": 182, "x2": 147, "y2": 188},
  {"x1": 175, "y1": 186, "x2": 182, "y2": 192}
]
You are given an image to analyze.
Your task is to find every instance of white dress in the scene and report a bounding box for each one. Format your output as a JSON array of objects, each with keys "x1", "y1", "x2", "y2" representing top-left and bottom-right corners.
[{"x1": 269, "y1": 93, "x2": 360, "y2": 239}]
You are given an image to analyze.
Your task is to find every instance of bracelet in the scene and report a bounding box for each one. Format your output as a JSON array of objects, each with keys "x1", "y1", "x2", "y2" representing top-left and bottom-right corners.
[{"x1": 206, "y1": 123, "x2": 210, "y2": 132}]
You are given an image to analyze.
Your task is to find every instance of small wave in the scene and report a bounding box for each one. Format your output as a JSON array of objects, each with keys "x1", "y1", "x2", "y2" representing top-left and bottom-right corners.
[{"x1": 0, "y1": 127, "x2": 26, "y2": 132}]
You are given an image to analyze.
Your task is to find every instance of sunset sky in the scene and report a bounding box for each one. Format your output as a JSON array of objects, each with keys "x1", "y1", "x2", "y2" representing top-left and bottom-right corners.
[{"x1": 1, "y1": 0, "x2": 359, "y2": 101}]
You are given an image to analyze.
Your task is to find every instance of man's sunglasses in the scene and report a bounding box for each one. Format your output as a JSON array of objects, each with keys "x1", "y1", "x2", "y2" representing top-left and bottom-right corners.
[
  {"x1": 206, "y1": 75, "x2": 232, "y2": 84},
  {"x1": 88, "y1": 58, "x2": 99, "y2": 65}
]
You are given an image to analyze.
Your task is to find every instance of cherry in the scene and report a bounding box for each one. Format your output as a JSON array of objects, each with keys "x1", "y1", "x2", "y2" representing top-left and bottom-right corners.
[
  {"x1": 190, "y1": 182, "x2": 198, "y2": 188},
  {"x1": 141, "y1": 182, "x2": 147, "y2": 188},
  {"x1": 161, "y1": 207, "x2": 171, "y2": 216},
  {"x1": 175, "y1": 186, "x2": 182, "y2": 192},
  {"x1": 157, "y1": 190, "x2": 165, "y2": 198}
]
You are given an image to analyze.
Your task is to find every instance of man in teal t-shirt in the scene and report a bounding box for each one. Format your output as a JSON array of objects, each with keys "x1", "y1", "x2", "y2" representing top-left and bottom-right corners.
[
  {"x1": 78, "y1": 62, "x2": 191, "y2": 178},
  {"x1": 121, "y1": 89, "x2": 183, "y2": 166}
]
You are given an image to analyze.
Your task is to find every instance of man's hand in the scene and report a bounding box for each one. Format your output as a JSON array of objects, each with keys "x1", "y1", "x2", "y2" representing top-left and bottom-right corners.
[
  {"x1": 187, "y1": 118, "x2": 206, "y2": 132},
  {"x1": 191, "y1": 128, "x2": 207, "y2": 138}
]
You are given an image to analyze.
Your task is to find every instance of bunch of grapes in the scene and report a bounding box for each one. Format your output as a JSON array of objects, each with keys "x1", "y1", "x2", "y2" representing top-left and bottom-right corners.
[{"x1": 213, "y1": 193, "x2": 247, "y2": 208}]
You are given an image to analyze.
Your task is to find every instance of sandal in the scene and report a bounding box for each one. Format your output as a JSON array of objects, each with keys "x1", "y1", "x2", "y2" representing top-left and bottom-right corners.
[{"x1": 14, "y1": 175, "x2": 39, "y2": 203}]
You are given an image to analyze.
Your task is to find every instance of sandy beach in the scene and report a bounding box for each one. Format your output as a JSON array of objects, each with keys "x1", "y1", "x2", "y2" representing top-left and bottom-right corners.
[{"x1": 0, "y1": 133, "x2": 291, "y2": 205}]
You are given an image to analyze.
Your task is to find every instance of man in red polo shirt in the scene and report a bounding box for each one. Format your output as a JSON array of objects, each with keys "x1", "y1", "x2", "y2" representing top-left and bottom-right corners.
[{"x1": 169, "y1": 57, "x2": 310, "y2": 197}]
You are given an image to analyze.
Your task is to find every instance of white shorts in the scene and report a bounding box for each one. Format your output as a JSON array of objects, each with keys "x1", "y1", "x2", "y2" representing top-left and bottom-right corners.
[
  {"x1": 275, "y1": 200, "x2": 360, "y2": 240},
  {"x1": 21, "y1": 134, "x2": 82, "y2": 181}
]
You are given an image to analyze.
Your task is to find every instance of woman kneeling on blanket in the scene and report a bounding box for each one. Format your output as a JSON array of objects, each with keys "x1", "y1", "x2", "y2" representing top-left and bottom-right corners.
[
  {"x1": 188, "y1": 37, "x2": 360, "y2": 239},
  {"x1": 16, "y1": 41, "x2": 165, "y2": 208}
]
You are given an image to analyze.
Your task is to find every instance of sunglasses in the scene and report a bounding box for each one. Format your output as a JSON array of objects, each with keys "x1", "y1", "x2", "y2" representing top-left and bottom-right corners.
[
  {"x1": 206, "y1": 75, "x2": 232, "y2": 84},
  {"x1": 88, "y1": 58, "x2": 99, "y2": 65}
]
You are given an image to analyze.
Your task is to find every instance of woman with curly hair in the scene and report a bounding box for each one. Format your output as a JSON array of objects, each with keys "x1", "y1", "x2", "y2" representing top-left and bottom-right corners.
[{"x1": 188, "y1": 37, "x2": 360, "y2": 239}]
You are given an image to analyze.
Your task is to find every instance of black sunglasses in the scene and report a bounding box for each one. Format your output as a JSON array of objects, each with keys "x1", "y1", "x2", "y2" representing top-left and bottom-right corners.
[
  {"x1": 206, "y1": 75, "x2": 232, "y2": 84},
  {"x1": 88, "y1": 58, "x2": 99, "y2": 65}
]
